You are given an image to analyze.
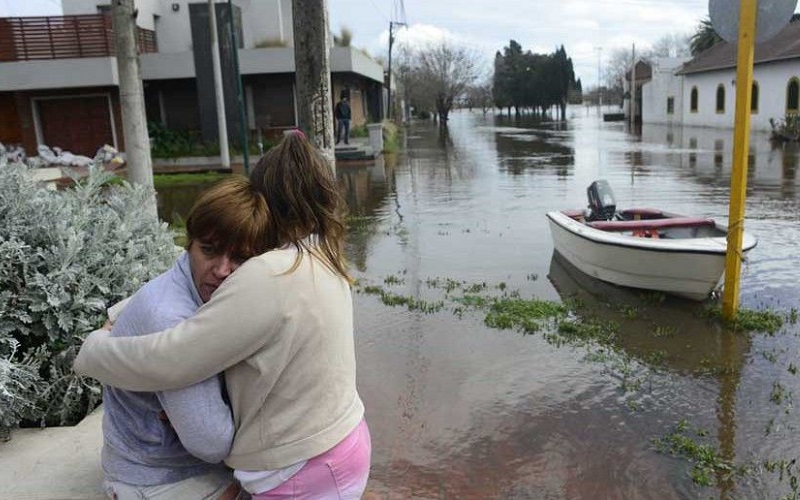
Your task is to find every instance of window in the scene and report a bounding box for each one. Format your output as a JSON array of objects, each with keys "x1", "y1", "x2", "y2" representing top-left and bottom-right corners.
[
  {"x1": 690, "y1": 86, "x2": 698, "y2": 113},
  {"x1": 716, "y1": 84, "x2": 725, "y2": 113},
  {"x1": 751, "y1": 81, "x2": 759, "y2": 114},
  {"x1": 666, "y1": 96, "x2": 675, "y2": 115},
  {"x1": 788, "y1": 78, "x2": 799, "y2": 114}
]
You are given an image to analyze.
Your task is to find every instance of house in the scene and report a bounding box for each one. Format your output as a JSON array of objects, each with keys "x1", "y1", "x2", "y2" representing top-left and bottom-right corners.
[
  {"x1": 0, "y1": 0, "x2": 385, "y2": 157},
  {"x1": 641, "y1": 19, "x2": 800, "y2": 131},
  {"x1": 640, "y1": 57, "x2": 690, "y2": 126},
  {"x1": 623, "y1": 60, "x2": 653, "y2": 124}
]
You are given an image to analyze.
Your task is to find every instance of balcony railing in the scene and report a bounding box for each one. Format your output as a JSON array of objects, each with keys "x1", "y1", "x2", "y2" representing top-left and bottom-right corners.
[{"x1": 0, "y1": 14, "x2": 157, "y2": 62}]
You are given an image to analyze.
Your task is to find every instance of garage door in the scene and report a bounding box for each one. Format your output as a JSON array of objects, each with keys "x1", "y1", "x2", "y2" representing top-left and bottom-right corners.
[
  {"x1": 38, "y1": 96, "x2": 114, "y2": 157},
  {"x1": 0, "y1": 94, "x2": 22, "y2": 145}
]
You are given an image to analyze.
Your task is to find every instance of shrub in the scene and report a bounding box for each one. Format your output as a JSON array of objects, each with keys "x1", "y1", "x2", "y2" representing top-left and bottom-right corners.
[
  {"x1": 770, "y1": 114, "x2": 800, "y2": 142},
  {"x1": 382, "y1": 120, "x2": 402, "y2": 153},
  {"x1": 0, "y1": 154, "x2": 178, "y2": 434},
  {"x1": 148, "y1": 122, "x2": 218, "y2": 159}
]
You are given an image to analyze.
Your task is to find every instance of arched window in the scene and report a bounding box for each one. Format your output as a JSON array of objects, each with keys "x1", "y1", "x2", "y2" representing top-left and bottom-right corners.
[
  {"x1": 716, "y1": 84, "x2": 725, "y2": 113},
  {"x1": 751, "y1": 81, "x2": 759, "y2": 114},
  {"x1": 787, "y1": 78, "x2": 799, "y2": 114},
  {"x1": 690, "y1": 86, "x2": 698, "y2": 113}
]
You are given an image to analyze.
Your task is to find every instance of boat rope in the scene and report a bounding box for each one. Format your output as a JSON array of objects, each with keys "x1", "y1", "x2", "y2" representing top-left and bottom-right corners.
[{"x1": 725, "y1": 217, "x2": 748, "y2": 263}]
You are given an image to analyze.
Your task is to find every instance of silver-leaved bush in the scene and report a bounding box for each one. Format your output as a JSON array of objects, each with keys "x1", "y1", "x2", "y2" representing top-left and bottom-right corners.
[{"x1": 0, "y1": 153, "x2": 178, "y2": 435}]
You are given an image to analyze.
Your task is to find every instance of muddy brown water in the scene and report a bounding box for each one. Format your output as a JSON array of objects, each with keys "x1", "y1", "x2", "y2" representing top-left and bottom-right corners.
[{"x1": 159, "y1": 109, "x2": 800, "y2": 499}]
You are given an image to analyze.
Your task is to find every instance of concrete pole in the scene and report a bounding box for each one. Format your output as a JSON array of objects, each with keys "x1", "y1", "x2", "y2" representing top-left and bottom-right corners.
[
  {"x1": 292, "y1": 0, "x2": 335, "y2": 172},
  {"x1": 209, "y1": 0, "x2": 230, "y2": 169},
  {"x1": 111, "y1": 0, "x2": 154, "y2": 192},
  {"x1": 630, "y1": 44, "x2": 636, "y2": 128}
]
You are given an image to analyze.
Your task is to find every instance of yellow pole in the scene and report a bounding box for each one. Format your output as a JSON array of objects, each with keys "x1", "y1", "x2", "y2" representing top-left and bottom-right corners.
[{"x1": 722, "y1": 0, "x2": 757, "y2": 319}]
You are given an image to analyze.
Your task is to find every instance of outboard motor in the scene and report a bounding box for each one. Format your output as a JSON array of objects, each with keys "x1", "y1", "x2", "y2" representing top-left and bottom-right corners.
[{"x1": 586, "y1": 180, "x2": 616, "y2": 221}]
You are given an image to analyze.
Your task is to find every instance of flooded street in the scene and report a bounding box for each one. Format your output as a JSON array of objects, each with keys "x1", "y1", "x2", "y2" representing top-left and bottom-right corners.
[
  {"x1": 152, "y1": 109, "x2": 800, "y2": 498},
  {"x1": 336, "y1": 109, "x2": 800, "y2": 498}
]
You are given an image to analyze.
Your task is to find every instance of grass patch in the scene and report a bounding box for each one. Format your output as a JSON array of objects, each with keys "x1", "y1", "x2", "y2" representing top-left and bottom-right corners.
[
  {"x1": 703, "y1": 306, "x2": 785, "y2": 334},
  {"x1": 153, "y1": 172, "x2": 230, "y2": 189},
  {"x1": 653, "y1": 420, "x2": 741, "y2": 487}
]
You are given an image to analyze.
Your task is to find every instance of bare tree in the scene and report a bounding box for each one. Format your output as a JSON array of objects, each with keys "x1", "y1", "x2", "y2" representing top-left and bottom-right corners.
[
  {"x1": 647, "y1": 32, "x2": 691, "y2": 58},
  {"x1": 603, "y1": 46, "x2": 634, "y2": 103},
  {"x1": 402, "y1": 41, "x2": 482, "y2": 124},
  {"x1": 466, "y1": 82, "x2": 493, "y2": 115}
]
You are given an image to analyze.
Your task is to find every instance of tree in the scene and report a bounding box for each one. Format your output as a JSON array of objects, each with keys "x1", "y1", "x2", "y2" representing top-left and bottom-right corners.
[
  {"x1": 647, "y1": 32, "x2": 691, "y2": 58},
  {"x1": 492, "y1": 41, "x2": 577, "y2": 119},
  {"x1": 400, "y1": 41, "x2": 481, "y2": 124},
  {"x1": 603, "y1": 46, "x2": 635, "y2": 104},
  {"x1": 690, "y1": 18, "x2": 723, "y2": 56},
  {"x1": 552, "y1": 45, "x2": 576, "y2": 121},
  {"x1": 465, "y1": 81, "x2": 493, "y2": 114}
]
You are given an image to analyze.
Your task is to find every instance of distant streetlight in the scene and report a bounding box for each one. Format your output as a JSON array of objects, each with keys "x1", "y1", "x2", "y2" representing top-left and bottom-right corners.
[
  {"x1": 595, "y1": 46, "x2": 603, "y2": 113},
  {"x1": 387, "y1": 21, "x2": 406, "y2": 120}
]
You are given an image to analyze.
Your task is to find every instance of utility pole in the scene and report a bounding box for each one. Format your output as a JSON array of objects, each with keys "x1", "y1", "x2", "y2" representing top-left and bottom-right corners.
[
  {"x1": 387, "y1": 21, "x2": 406, "y2": 120},
  {"x1": 111, "y1": 0, "x2": 153, "y2": 194},
  {"x1": 292, "y1": 0, "x2": 335, "y2": 171},
  {"x1": 594, "y1": 46, "x2": 603, "y2": 115},
  {"x1": 630, "y1": 43, "x2": 636, "y2": 128},
  {"x1": 227, "y1": 0, "x2": 249, "y2": 173},
  {"x1": 209, "y1": 0, "x2": 230, "y2": 169}
]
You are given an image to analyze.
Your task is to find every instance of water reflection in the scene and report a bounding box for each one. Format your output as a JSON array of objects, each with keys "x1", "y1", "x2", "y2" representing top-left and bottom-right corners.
[
  {"x1": 547, "y1": 251, "x2": 748, "y2": 498},
  {"x1": 493, "y1": 116, "x2": 575, "y2": 176}
]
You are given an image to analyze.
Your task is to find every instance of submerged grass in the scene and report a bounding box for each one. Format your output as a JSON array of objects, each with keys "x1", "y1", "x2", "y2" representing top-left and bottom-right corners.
[
  {"x1": 355, "y1": 271, "x2": 800, "y2": 495},
  {"x1": 653, "y1": 420, "x2": 742, "y2": 487}
]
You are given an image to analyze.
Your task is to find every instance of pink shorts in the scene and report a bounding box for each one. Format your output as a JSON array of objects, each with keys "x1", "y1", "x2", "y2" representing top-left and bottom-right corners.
[{"x1": 252, "y1": 419, "x2": 371, "y2": 499}]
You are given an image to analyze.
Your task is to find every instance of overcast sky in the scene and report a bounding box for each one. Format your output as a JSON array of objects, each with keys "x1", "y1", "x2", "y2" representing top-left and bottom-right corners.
[{"x1": 4, "y1": 0, "x2": 795, "y2": 87}]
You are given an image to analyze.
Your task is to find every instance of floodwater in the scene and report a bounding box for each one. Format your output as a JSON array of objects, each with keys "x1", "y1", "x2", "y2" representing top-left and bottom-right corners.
[{"x1": 159, "y1": 109, "x2": 800, "y2": 499}]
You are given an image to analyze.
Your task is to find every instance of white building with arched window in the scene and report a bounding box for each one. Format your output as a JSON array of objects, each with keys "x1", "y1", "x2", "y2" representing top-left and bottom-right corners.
[{"x1": 641, "y1": 20, "x2": 800, "y2": 132}]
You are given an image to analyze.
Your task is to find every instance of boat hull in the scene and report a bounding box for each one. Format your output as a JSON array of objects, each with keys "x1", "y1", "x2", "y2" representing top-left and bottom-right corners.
[{"x1": 546, "y1": 210, "x2": 757, "y2": 300}]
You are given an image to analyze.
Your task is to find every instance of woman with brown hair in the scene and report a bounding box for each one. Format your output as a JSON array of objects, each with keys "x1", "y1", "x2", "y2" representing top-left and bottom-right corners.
[{"x1": 75, "y1": 132, "x2": 371, "y2": 499}]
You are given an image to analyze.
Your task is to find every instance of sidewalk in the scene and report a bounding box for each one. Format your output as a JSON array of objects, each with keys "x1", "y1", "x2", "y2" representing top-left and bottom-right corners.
[{"x1": 0, "y1": 407, "x2": 105, "y2": 499}]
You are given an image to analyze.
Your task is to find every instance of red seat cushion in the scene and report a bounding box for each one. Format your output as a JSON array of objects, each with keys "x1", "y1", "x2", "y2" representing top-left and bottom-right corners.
[{"x1": 588, "y1": 217, "x2": 715, "y2": 232}]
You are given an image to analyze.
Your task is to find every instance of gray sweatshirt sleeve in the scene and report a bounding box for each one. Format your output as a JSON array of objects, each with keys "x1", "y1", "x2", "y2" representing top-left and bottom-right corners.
[{"x1": 157, "y1": 376, "x2": 234, "y2": 463}]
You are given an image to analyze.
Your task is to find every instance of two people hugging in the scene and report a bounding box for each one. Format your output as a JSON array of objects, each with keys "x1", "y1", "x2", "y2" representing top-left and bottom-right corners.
[{"x1": 74, "y1": 132, "x2": 371, "y2": 499}]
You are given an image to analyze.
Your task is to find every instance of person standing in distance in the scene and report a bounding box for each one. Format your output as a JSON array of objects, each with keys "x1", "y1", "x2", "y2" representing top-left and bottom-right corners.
[{"x1": 335, "y1": 94, "x2": 352, "y2": 145}]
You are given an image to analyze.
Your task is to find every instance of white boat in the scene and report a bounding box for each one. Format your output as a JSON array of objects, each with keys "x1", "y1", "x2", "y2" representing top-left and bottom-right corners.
[{"x1": 546, "y1": 181, "x2": 758, "y2": 301}]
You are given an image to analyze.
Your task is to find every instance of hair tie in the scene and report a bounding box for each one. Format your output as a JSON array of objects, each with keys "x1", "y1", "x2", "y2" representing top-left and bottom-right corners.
[{"x1": 290, "y1": 129, "x2": 307, "y2": 140}]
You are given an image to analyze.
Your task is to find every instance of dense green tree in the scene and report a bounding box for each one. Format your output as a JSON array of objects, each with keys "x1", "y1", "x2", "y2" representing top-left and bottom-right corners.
[
  {"x1": 492, "y1": 40, "x2": 578, "y2": 120},
  {"x1": 690, "y1": 18, "x2": 722, "y2": 56}
]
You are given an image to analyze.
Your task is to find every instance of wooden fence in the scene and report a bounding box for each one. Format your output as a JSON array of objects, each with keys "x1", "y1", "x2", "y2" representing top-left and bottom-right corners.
[{"x1": 0, "y1": 14, "x2": 157, "y2": 62}]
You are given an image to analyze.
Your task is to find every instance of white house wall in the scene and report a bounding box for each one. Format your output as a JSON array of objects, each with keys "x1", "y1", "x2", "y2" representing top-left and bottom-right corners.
[
  {"x1": 681, "y1": 59, "x2": 800, "y2": 131},
  {"x1": 642, "y1": 58, "x2": 686, "y2": 126},
  {"x1": 62, "y1": 0, "x2": 288, "y2": 51},
  {"x1": 62, "y1": 0, "x2": 161, "y2": 31},
  {"x1": 0, "y1": 58, "x2": 118, "y2": 91}
]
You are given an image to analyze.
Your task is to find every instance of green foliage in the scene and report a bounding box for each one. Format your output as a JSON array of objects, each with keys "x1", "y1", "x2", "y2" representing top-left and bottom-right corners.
[
  {"x1": 349, "y1": 124, "x2": 369, "y2": 138},
  {"x1": 0, "y1": 155, "x2": 178, "y2": 432},
  {"x1": 703, "y1": 305, "x2": 785, "y2": 334},
  {"x1": 484, "y1": 298, "x2": 567, "y2": 334},
  {"x1": 653, "y1": 420, "x2": 740, "y2": 487},
  {"x1": 253, "y1": 37, "x2": 287, "y2": 48},
  {"x1": 153, "y1": 172, "x2": 230, "y2": 189},
  {"x1": 493, "y1": 41, "x2": 578, "y2": 119},
  {"x1": 690, "y1": 18, "x2": 723, "y2": 56},
  {"x1": 148, "y1": 122, "x2": 219, "y2": 159},
  {"x1": 381, "y1": 120, "x2": 401, "y2": 154}
]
